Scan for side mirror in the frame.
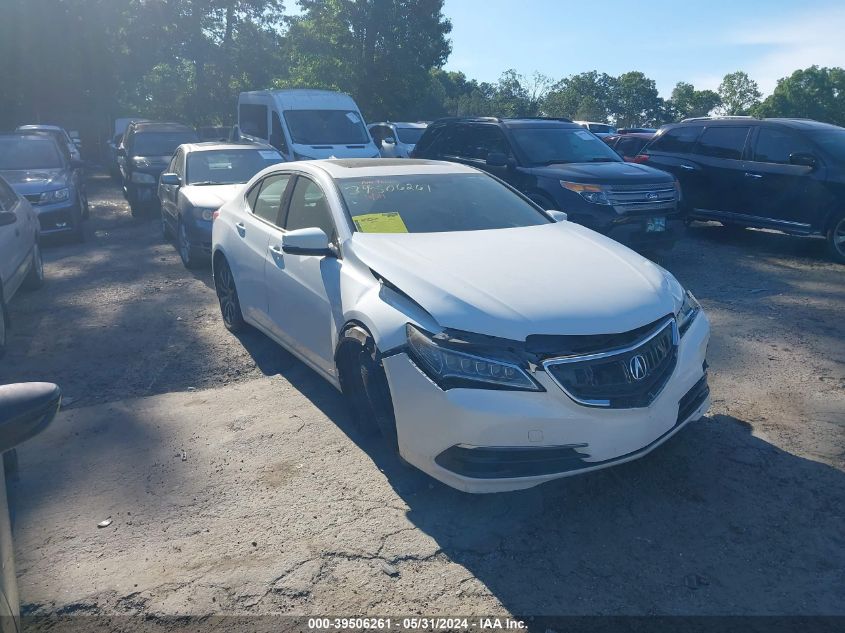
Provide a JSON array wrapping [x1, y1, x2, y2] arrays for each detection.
[[547, 209, 567, 222], [160, 173, 181, 186], [383, 137, 396, 145], [788, 152, 816, 168], [486, 152, 510, 167], [282, 227, 334, 257], [0, 383, 62, 454], [0, 212, 17, 227]]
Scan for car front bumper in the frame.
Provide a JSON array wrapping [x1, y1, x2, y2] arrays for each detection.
[[382, 312, 710, 493], [34, 199, 81, 235]]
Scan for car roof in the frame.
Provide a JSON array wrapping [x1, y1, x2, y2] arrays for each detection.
[[432, 117, 578, 130], [671, 117, 840, 131], [181, 141, 276, 152], [132, 122, 195, 133], [315, 158, 479, 178], [0, 132, 61, 143], [17, 124, 65, 132]]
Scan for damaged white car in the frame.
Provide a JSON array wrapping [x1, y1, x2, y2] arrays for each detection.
[[211, 159, 710, 493]]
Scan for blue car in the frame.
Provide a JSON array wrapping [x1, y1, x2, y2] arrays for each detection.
[[158, 142, 284, 268], [0, 133, 88, 242]]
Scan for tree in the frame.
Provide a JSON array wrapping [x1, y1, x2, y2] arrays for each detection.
[[754, 66, 845, 126], [285, 0, 452, 120], [717, 71, 761, 115], [611, 71, 665, 127], [669, 82, 721, 120], [543, 71, 617, 122]]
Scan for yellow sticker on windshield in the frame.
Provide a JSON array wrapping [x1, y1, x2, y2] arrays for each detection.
[[353, 212, 409, 234]]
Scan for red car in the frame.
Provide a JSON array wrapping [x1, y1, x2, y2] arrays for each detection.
[[604, 132, 655, 161]]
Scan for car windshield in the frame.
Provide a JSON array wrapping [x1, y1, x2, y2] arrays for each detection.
[[284, 110, 370, 145], [0, 137, 64, 170], [186, 149, 284, 185], [395, 128, 426, 144], [132, 132, 197, 156], [512, 128, 623, 165], [810, 129, 845, 163], [338, 173, 551, 234]]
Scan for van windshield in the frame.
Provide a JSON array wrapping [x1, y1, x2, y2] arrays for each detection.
[[284, 110, 370, 145]]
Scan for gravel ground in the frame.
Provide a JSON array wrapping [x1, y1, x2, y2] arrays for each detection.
[[2, 173, 843, 620]]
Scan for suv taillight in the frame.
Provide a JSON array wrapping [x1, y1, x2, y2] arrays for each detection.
[[631, 154, 649, 164]]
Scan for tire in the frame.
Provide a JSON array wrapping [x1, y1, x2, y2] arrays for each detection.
[[177, 218, 197, 269], [161, 212, 172, 240], [213, 256, 246, 332], [826, 212, 845, 264], [71, 205, 85, 243], [129, 202, 142, 218], [0, 291, 7, 359], [337, 328, 399, 450], [22, 242, 45, 290], [82, 191, 90, 220]]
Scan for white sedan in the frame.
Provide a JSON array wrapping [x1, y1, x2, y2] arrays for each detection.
[[211, 159, 710, 493]]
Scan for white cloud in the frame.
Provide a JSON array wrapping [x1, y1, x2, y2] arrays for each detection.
[[727, 7, 845, 95]]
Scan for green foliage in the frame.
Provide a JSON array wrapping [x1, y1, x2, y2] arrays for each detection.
[[717, 71, 762, 115], [670, 82, 721, 119], [754, 66, 845, 126]]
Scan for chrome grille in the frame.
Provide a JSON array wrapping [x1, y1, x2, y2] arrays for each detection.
[[606, 183, 676, 213], [543, 318, 678, 409]]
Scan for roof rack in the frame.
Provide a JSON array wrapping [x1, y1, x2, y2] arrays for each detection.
[[681, 115, 757, 122]]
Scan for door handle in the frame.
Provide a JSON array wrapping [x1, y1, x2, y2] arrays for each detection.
[[744, 172, 763, 179], [679, 164, 694, 171], [269, 244, 284, 267], [235, 222, 246, 237], [270, 245, 283, 255]]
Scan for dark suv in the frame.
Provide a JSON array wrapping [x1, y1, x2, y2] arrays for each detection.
[[412, 117, 681, 250], [637, 117, 845, 263], [119, 121, 198, 216]]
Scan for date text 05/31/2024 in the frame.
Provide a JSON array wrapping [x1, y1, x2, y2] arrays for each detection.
[[307, 617, 527, 630]]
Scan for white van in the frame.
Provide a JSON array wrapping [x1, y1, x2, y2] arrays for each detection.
[[237, 89, 379, 161]]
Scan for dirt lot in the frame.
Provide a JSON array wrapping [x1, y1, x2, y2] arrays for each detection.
[[2, 173, 843, 619]]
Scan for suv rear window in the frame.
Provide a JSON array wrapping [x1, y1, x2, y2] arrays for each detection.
[[647, 126, 703, 154], [694, 126, 750, 160]]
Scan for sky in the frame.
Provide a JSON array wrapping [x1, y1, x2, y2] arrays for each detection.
[[441, 0, 845, 97]]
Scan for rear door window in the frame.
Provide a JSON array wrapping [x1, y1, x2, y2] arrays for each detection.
[[647, 126, 703, 154], [752, 127, 815, 164], [439, 125, 472, 158], [465, 125, 511, 161], [694, 126, 751, 160]]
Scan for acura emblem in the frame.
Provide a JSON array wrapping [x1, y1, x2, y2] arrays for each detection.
[[646, 191, 659, 200], [629, 354, 648, 380]]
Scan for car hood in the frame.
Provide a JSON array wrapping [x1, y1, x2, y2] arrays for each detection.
[[0, 168, 69, 194], [526, 161, 673, 185], [181, 184, 243, 209], [349, 221, 681, 340]]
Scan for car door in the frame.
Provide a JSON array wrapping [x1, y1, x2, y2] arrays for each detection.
[[159, 151, 181, 226], [0, 183, 28, 301], [688, 125, 752, 216], [265, 175, 340, 378], [228, 173, 293, 330], [742, 126, 829, 229], [643, 125, 705, 209]]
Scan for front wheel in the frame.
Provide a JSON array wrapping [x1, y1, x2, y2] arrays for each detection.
[[213, 256, 246, 332], [22, 242, 45, 290], [177, 218, 198, 269], [826, 212, 845, 264], [337, 329, 399, 451]]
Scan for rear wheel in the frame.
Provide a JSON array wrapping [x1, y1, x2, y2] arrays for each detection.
[[213, 256, 245, 332], [337, 328, 399, 450], [22, 242, 44, 290], [826, 212, 845, 264]]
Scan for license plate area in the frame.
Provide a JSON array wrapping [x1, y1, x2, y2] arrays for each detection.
[[646, 216, 667, 232]]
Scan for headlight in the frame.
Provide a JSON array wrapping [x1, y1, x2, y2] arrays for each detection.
[[131, 172, 156, 184], [560, 181, 610, 205], [40, 188, 70, 203], [676, 290, 701, 336], [406, 324, 541, 391], [194, 207, 216, 221]]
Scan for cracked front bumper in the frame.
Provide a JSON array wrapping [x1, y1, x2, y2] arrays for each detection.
[[381, 313, 710, 493]]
